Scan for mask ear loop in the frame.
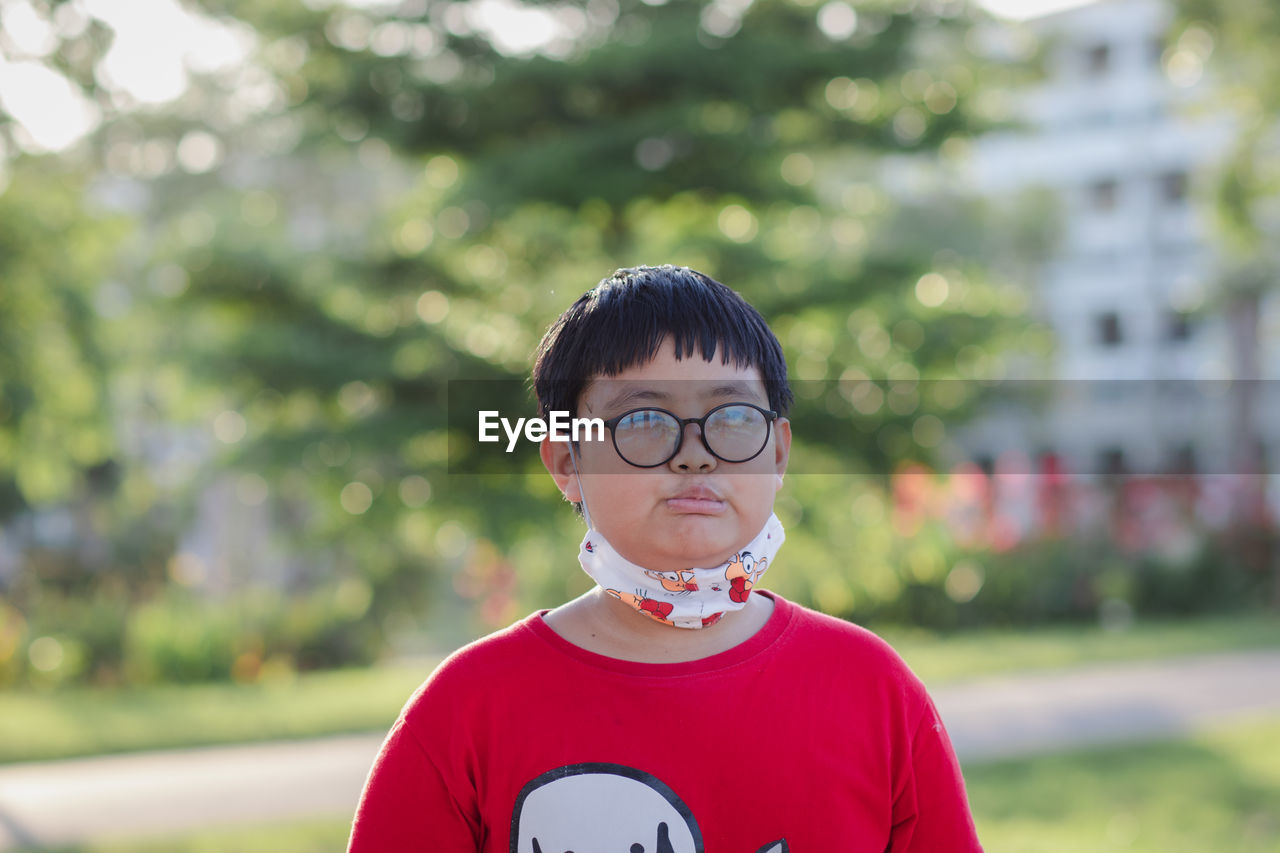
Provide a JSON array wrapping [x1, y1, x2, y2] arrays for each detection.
[[567, 439, 594, 530]]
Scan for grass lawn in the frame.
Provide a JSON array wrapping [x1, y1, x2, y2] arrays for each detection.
[[882, 609, 1280, 685], [21, 716, 1280, 852], [18, 818, 354, 853], [968, 715, 1280, 851], [3, 611, 1277, 764], [0, 662, 432, 764]]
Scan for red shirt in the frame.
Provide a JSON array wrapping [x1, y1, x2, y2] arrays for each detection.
[[349, 591, 983, 852]]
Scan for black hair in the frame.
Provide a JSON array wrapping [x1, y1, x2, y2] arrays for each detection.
[[532, 265, 793, 418]]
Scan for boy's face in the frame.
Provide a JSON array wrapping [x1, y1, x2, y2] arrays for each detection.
[[541, 337, 791, 572]]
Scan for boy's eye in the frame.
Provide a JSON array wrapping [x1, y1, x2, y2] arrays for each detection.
[[608, 403, 774, 467], [618, 410, 678, 434], [611, 410, 682, 466]]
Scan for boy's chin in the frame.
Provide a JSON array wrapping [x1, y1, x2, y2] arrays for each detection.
[[648, 527, 747, 568]]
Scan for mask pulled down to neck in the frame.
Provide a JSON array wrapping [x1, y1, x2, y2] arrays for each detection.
[[567, 440, 785, 629], [576, 513, 785, 629]]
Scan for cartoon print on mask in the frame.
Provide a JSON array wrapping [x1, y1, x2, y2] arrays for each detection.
[[725, 552, 768, 604], [607, 589, 676, 625], [510, 763, 788, 853], [643, 569, 700, 594], [577, 514, 783, 630]]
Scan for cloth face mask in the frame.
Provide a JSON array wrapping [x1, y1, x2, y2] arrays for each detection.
[[576, 513, 785, 629]]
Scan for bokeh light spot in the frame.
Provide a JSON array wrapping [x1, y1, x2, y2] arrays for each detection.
[[718, 204, 758, 242], [945, 560, 984, 603], [28, 636, 64, 673], [399, 475, 432, 507], [416, 290, 450, 324], [916, 272, 950, 307], [817, 1, 857, 40], [213, 410, 247, 444], [780, 153, 814, 186], [340, 481, 374, 515]]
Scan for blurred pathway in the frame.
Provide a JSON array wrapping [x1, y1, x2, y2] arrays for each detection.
[[0, 733, 378, 851], [933, 648, 1280, 761], [2, 649, 1279, 850]]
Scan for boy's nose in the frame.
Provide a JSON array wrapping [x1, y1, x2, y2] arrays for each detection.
[[669, 421, 717, 472]]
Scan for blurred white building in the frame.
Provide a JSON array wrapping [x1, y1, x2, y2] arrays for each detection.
[[962, 0, 1280, 479]]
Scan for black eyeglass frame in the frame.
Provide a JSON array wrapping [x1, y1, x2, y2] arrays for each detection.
[[599, 402, 779, 468]]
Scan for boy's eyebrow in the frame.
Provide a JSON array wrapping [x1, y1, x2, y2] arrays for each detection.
[[704, 381, 763, 401], [598, 381, 764, 413], [599, 387, 670, 412]]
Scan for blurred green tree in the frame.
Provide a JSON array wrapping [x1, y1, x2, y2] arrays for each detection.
[[0, 158, 128, 518], [136, 0, 1042, 634], [0, 0, 1054, 673]]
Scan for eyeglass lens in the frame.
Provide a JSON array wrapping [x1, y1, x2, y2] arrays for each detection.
[[612, 405, 769, 466]]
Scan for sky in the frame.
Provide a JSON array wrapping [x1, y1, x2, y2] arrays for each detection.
[[0, 0, 1103, 154], [0, 0, 252, 150], [978, 0, 1101, 20]]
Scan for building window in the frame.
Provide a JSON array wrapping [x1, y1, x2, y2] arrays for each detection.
[[1167, 444, 1197, 475], [1166, 310, 1192, 342], [1088, 179, 1119, 212], [1096, 311, 1123, 346], [1099, 447, 1127, 477], [1160, 171, 1189, 204], [1086, 44, 1111, 75]]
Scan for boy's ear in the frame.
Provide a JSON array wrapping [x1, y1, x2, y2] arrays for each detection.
[[540, 437, 583, 503], [773, 417, 792, 490]]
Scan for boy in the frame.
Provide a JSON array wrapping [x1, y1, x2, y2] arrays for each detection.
[[348, 266, 983, 851]]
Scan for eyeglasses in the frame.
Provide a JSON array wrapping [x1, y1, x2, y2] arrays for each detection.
[[600, 402, 778, 468]]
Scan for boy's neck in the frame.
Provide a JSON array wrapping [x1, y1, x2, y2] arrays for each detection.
[[542, 587, 775, 664]]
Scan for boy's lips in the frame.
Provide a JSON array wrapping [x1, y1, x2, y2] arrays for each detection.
[[665, 487, 726, 515]]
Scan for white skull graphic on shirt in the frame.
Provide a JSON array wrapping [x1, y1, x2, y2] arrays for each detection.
[[510, 763, 787, 853]]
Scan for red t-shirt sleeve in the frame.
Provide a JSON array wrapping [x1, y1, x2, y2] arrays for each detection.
[[347, 715, 481, 852], [889, 697, 984, 852]]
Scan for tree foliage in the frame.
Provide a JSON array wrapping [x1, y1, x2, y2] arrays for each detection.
[[1174, 0, 1280, 253], [0, 158, 129, 516], [136, 0, 1037, 629], [0, 0, 1055, 668]]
